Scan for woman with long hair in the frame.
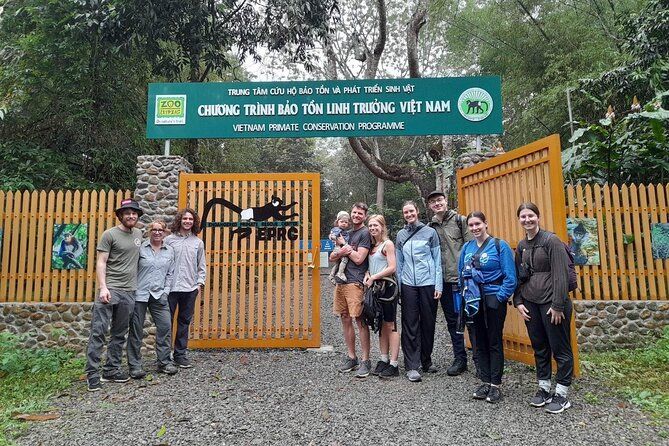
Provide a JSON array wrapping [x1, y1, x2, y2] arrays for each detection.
[[458, 211, 517, 403], [364, 214, 400, 379], [395, 201, 442, 382], [164, 208, 206, 369], [515, 202, 574, 414]]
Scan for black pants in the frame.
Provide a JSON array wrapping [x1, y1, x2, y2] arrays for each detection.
[[401, 284, 438, 371], [168, 289, 198, 359], [440, 282, 478, 364], [524, 299, 574, 386], [472, 295, 507, 385]]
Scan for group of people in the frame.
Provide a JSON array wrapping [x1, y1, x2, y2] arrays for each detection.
[[330, 193, 574, 414], [84, 199, 206, 392]]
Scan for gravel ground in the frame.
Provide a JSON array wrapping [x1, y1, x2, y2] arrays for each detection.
[[17, 276, 668, 446]]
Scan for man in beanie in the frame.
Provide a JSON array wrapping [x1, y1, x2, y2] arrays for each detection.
[[85, 198, 144, 391], [427, 191, 478, 376]]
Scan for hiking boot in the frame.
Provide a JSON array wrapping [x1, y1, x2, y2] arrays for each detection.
[[379, 364, 399, 379], [446, 358, 467, 376], [174, 356, 193, 369], [157, 363, 178, 375], [336, 272, 347, 282], [545, 394, 571, 414], [406, 370, 422, 382], [421, 363, 438, 374], [473, 383, 491, 400], [100, 371, 130, 383], [130, 368, 147, 379], [530, 388, 553, 407], [338, 356, 359, 373], [371, 360, 389, 376], [486, 386, 502, 403], [87, 376, 102, 392], [356, 360, 372, 378]]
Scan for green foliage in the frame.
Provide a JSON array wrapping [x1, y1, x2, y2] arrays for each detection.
[[563, 0, 669, 185], [0, 0, 338, 187], [435, 0, 645, 150], [0, 0, 156, 190], [0, 332, 85, 443], [582, 327, 669, 420], [563, 93, 669, 184], [580, 0, 669, 108]]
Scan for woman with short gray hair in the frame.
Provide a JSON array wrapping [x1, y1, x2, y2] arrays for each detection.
[[127, 219, 178, 377]]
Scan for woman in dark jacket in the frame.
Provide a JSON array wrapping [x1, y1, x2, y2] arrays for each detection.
[[515, 202, 574, 414]]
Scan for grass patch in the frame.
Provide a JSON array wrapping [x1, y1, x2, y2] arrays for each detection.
[[581, 327, 669, 420], [0, 332, 84, 446]]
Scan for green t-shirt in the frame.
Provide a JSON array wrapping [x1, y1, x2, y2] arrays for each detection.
[[96, 226, 142, 290]]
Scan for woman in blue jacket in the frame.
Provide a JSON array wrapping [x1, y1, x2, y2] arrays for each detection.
[[458, 211, 517, 403], [396, 201, 442, 383]]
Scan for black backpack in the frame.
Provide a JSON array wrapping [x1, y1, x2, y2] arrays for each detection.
[[563, 243, 579, 292], [526, 231, 578, 292], [361, 277, 398, 333]]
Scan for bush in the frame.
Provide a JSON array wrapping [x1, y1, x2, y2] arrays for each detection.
[[0, 332, 84, 444], [582, 327, 669, 420]]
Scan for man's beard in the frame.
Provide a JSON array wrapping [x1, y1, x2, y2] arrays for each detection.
[[121, 218, 136, 229]]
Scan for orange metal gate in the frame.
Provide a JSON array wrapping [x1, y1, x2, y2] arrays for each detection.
[[178, 173, 321, 348], [457, 134, 580, 375]]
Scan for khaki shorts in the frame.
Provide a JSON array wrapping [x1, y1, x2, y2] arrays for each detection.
[[333, 283, 364, 318]]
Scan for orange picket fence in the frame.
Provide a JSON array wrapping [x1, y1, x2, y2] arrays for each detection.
[[566, 183, 669, 301], [0, 189, 132, 302]]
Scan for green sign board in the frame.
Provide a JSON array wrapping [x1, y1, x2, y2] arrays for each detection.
[[146, 77, 502, 139]]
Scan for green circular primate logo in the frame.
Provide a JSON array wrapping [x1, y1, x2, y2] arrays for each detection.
[[458, 88, 493, 122]]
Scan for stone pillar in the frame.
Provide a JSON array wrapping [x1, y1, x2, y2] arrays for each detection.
[[457, 150, 500, 169], [135, 156, 192, 225]]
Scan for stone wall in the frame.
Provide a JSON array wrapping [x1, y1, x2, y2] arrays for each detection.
[[457, 150, 501, 169], [4, 299, 667, 354], [574, 300, 669, 352], [0, 303, 159, 354], [134, 155, 192, 225]]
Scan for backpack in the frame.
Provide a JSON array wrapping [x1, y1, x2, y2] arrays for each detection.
[[361, 277, 398, 333], [527, 232, 578, 292], [563, 244, 578, 292], [362, 286, 383, 333]]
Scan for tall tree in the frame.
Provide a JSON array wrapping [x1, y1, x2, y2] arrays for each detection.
[[0, 0, 154, 189], [121, 0, 338, 170]]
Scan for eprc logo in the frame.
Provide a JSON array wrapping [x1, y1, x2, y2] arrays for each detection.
[[155, 95, 187, 125], [458, 88, 493, 122]]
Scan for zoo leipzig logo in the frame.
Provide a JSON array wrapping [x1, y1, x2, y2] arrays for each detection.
[[155, 95, 187, 125], [457, 88, 493, 122], [199, 195, 300, 246]]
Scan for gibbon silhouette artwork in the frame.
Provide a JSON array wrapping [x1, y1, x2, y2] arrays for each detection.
[[200, 195, 299, 243], [466, 100, 489, 115]]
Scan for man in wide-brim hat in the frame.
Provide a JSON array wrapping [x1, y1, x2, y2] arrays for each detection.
[[85, 198, 144, 391]]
